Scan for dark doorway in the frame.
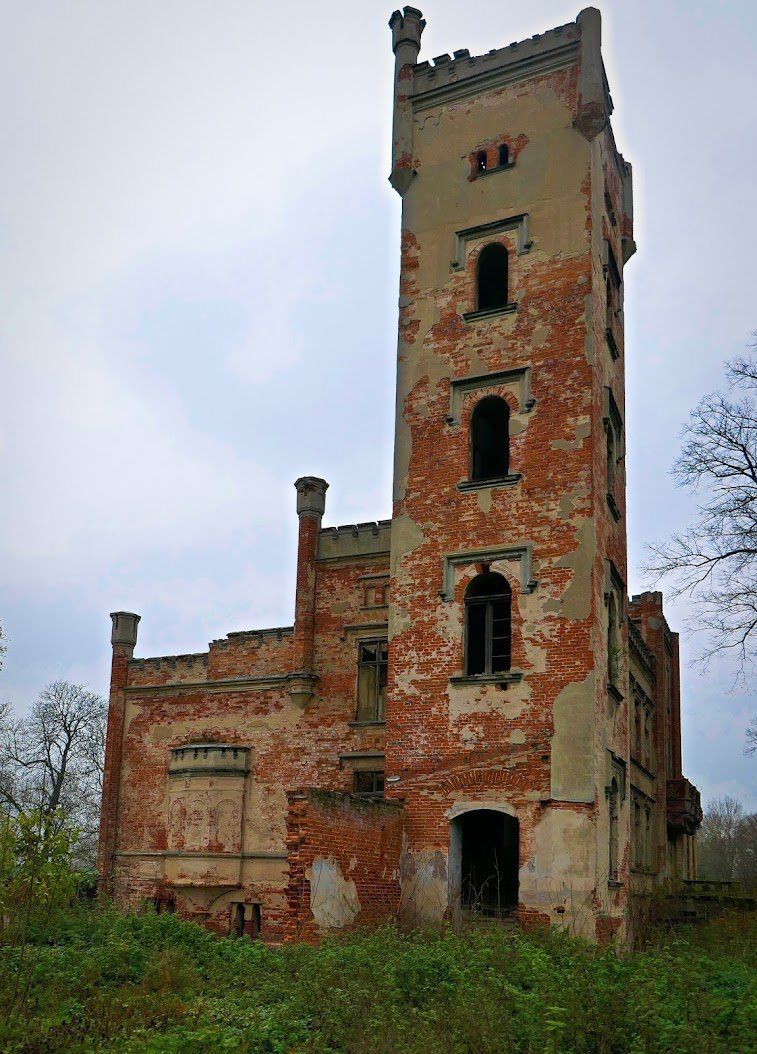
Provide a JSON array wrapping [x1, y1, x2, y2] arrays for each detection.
[[460, 810, 519, 916]]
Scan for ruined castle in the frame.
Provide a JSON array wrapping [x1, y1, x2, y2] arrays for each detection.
[[98, 7, 702, 942]]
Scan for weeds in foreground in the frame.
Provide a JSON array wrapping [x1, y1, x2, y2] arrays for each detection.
[[0, 906, 755, 1053]]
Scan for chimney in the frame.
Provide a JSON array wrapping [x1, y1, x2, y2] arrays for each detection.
[[289, 477, 328, 707], [98, 610, 141, 893]]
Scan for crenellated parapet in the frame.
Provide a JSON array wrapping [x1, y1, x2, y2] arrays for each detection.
[[317, 520, 392, 562]]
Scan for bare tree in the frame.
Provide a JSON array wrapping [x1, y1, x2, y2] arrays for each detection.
[[747, 716, 757, 757], [0, 682, 107, 868], [646, 345, 757, 670], [697, 796, 757, 891]]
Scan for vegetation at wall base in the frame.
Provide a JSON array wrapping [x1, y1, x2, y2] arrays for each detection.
[[0, 905, 754, 1054]]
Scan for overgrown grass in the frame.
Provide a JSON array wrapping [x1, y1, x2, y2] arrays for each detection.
[[1, 906, 755, 1053]]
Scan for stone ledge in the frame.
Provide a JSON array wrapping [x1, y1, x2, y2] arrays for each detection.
[[449, 671, 524, 687], [462, 303, 517, 323], [473, 160, 516, 179], [457, 473, 522, 492]]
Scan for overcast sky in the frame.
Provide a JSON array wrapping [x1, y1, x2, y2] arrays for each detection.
[[1, 0, 755, 808]]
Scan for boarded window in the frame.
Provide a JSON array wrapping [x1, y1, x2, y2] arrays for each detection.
[[353, 770, 385, 798], [356, 640, 388, 721], [465, 572, 512, 676], [471, 395, 510, 481], [476, 243, 509, 311]]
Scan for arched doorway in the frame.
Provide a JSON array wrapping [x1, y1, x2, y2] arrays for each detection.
[[451, 809, 519, 918]]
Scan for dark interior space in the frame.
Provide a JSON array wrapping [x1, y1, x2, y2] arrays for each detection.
[[461, 809, 519, 916]]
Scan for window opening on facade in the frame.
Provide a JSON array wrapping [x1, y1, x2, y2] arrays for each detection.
[[229, 902, 261, 939], [476, 243, 509, 311], [356, 640, 388, 721], [353, 770, 385, 798], [470, 395, 510, 481], [608, 777, 620, 881], [459, 810, 519, 917], [498, 143, 509, 166], [230, 902, 245, 938], [607, 591, 620, 687], [476, 150, 487, 172], [465, 571, 512, 676], [606, 424, 616, 492]]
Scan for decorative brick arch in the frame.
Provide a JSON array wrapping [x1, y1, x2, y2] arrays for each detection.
[[440, 767, 532, 794]]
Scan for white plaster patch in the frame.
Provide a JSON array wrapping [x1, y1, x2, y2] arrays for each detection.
[[306, 856, 360, 929]]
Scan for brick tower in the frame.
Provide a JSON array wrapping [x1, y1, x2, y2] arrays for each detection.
[[386, 6, 635, 938], [97, 8, 700, 945]]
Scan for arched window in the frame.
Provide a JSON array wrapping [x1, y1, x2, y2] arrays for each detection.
[[470, 396, 510, 481], [498, 143, 509, 166], [465, 571, 512, 676], [476, 243, 509, 311], [476, 150, 487, 173]]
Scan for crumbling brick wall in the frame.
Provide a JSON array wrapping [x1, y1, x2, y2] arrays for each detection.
[[285, 789, 403, 941]]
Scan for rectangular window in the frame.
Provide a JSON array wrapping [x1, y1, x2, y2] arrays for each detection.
[[356, 640, 388, 721], [353, 770, 385, 798]]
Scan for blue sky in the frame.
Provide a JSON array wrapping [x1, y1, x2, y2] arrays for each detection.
[[1, 0, 755, 808]]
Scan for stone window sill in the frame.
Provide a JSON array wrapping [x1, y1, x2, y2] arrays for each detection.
[[473, 161, 516, 179], [458, 473, 522, 492], [606, 492, 621, 521], [607, 879, 624, 889], [450, 671, 524, 687], [462, 303, 517, 323], [348, 719, 386, 728], [608, 682, 624, 704]]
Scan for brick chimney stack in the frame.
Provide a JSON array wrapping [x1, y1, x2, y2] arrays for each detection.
[[98, 611, 141, 892], [290, 477, 328, 707]]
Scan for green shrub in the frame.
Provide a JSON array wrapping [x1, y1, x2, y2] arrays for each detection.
[[0, 904, 754, 1053]]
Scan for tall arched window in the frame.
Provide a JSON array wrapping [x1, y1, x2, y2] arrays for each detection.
[[471, 396, 510, 481], [465, 571, 512, 676], [476, 243, 509, 311]]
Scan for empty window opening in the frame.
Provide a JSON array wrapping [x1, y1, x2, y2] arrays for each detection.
[[153, 897, 175, 915], [231, 902, 245, 938], [353, 770, 385, 798], [608, 777, 619, 881], [644, 806, 653, 870], [471, 395, 510, 481], [606, 424, 616, 491], [605, 189, 617, 227], [498, 144, 510, 166], [356, 640, 388, 721], [476, 150, 487, 173], [476, 243, 509, 312], [607, 592, 620, 686], [633, 798, 642, 869], [465, 571, 512, 676], [459, 810, 519, 917], [229, 902, 262, 939]]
